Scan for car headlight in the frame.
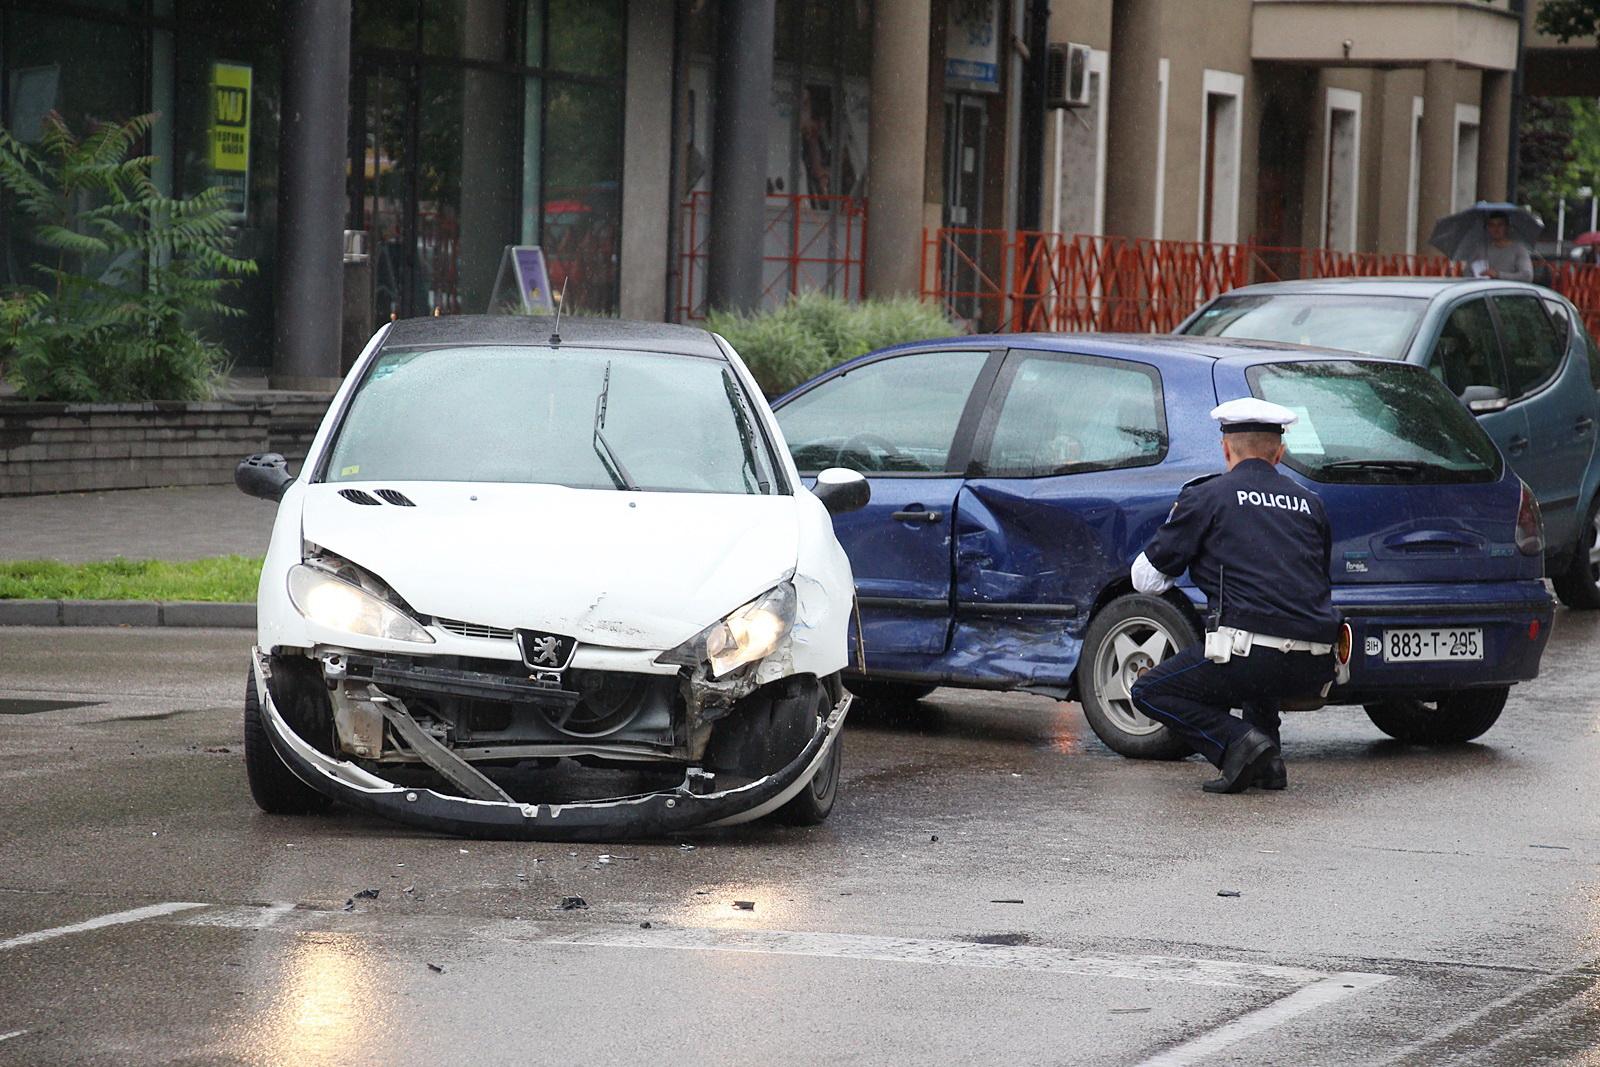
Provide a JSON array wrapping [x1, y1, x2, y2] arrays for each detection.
[[286, 564, 434, 644], [658, 583, 796, 677]]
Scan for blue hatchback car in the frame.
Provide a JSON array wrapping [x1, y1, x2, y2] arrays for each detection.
[[1178, 279, 1600, 609], [772, 335, 1554, 757]]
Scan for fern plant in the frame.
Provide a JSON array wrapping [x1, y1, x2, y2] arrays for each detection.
[[0, 112, 256, 401]]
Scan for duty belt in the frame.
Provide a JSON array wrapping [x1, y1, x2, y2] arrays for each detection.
[[1214, 625, 1332, 657]]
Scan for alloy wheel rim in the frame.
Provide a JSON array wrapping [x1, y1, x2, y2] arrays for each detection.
[[1094, 615, 1176, 737], [1588, 513, 1600, 580]]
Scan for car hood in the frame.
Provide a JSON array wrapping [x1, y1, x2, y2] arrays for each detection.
[[299, 482, 801, 649]]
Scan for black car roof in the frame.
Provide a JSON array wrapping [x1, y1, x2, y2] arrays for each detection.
[[381, 314, 727, 359]]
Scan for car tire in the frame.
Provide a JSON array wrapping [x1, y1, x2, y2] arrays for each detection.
[[244, 667, 331, 816], [1079, 594, 1198, 760], [843, 679, 937, 706], [1552, 498, 1600, 610], [1363, 687, 1508, 744], [773, 727, 841, 826]]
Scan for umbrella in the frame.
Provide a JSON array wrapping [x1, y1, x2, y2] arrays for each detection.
[[1428, 201, 1543, 261], [1575, 231, 1600, 248]]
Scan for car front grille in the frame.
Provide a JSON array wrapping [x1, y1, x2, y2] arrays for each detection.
[[436, 617, 515, 641]]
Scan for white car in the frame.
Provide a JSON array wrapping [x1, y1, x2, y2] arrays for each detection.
[[235, 316, 869, 839]]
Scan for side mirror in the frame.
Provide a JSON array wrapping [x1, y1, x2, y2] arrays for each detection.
[[1460, 385, 1509, 414], [236, 452, 294, 502], [812, 467, 870, 515]]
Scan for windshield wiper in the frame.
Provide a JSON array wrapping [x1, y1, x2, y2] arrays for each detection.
[[1322, 459, 1456, 477], [722, 368, 772, 494], [591, 361, 637, 491]]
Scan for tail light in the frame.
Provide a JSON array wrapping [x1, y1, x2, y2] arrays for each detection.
[[1515, 481, 1544, 557], [1336, 622, 1353, 665]]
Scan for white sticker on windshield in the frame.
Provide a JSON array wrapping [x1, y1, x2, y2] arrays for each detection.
[[1283, 405, 1325, 455]]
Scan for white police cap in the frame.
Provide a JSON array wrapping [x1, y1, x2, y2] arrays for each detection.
[[1209, 397, 1298, 435]]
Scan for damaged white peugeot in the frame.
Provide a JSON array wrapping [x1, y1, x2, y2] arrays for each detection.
[[234, 316, 869, 840]]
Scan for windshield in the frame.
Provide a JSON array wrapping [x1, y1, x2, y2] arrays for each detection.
[[322, 345, 783, 494], [1184, 294, 1426, 359], [1247, 360, 1502, 484]]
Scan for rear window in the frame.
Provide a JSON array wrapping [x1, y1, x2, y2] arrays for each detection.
[[1247, 360, 1502, 484], [1183, 294, 1426, 359]]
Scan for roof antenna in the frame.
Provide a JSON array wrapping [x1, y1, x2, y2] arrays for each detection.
[[549, 276, 569, 346]]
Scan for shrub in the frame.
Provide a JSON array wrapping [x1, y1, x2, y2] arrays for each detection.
[[0, 112, 256, 402], [707, 292, 959, 397]]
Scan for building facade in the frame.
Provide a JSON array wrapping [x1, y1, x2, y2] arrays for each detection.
[[0, 0, 1589, 383]]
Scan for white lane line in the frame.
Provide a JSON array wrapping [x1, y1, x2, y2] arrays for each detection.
[[0, 902, 206, 952], [1137, 971, 1393, 1066], [185, 905, 1328, 993], [0, 1030, 26, 1043]]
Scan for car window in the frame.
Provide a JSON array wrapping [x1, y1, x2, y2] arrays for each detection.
[[1542, 297, 1572, 348], [1426, 299, 1507, 398], [979, 353, 1165, 477], [322, 345, 782, 494], [1250, 360, 1501, 484], [1493, 295, 1565, 398], [776, 350, 990, 473], [1181, 294, 1425, 358]]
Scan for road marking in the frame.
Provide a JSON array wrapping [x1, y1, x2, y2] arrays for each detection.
[[187, 904, 1338, 993], [1137, 971, 1392, 1066], [0, 902, 205, 952], [1381, 966, 1600, 1065], [0, 1031, 25, 1044]]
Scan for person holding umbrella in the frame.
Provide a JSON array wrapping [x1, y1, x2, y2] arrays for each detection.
[[1478, 212, 1533, 281], [1429, 201, 1540, 282]]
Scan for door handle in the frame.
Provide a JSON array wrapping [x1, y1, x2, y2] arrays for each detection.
[[891, 508, 943, 524], [1507, 435, 1529, 455], [1576, 416, 1594, 436]]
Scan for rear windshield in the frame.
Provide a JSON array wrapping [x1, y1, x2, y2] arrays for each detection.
[[1184, 294, 1425, 359], [1247, 360, 1502, 484]]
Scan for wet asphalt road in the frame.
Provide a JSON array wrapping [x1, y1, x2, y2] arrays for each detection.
[[2, 617, 1598, 1066]]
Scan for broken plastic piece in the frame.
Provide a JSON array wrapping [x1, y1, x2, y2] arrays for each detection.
[[1217, 889, 1242, 897], [732, 900, 755, 911], [559, 896, 588, 910], [354, 888, 380, 900], [427, 963, 444, 973]]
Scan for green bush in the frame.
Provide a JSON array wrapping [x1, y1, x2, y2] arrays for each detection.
[[707, 293, 959, 397], [0, 112, 256, 402]]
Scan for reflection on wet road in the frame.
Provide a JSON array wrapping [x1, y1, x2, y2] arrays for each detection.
[[2, 613, 1599, 1064]]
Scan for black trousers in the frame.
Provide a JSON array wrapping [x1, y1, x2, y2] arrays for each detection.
[[1129, 642, 1335, 768]]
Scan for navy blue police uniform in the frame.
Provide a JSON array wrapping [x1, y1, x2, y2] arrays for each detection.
[[1129, 454, 1339, 792]]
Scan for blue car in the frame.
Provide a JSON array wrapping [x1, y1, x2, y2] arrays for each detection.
[[772, 335, 1554, 756], [1178, 279, 1600, 609]]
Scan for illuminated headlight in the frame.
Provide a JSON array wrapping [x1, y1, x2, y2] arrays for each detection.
[[286, 564, 434, 644], [659, 583, 796, 677]]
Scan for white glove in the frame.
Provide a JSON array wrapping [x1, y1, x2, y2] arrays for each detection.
[[1131, 551, 1178, 595]]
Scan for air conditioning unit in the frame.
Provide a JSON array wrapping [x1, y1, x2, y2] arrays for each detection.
[[1046, 42, 1092, 109]]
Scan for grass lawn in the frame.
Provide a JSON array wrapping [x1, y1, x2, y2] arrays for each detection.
[[0, 555, 263, 602]]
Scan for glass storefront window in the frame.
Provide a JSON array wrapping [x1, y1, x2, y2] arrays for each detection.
[[546, 0, 623, 76], [543, 80, 622, 313]]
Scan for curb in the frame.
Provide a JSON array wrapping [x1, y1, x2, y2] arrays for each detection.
[[0, 600, 255, 628]]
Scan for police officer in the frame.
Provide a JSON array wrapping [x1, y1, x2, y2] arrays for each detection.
[[1128, 398, 1338, 794]]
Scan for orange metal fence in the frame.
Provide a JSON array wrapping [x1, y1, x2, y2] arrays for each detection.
[[676, 191, 867, 320], [920, 228, 1600, 339]]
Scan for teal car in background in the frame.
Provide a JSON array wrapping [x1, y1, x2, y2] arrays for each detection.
[[1179, 278, 1600, 609]]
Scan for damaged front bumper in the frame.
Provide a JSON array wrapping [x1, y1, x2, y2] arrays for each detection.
[[251, 650, 849, 841]]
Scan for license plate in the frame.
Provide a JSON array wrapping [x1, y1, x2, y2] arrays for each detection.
[[1381, 628, 1483, 662]]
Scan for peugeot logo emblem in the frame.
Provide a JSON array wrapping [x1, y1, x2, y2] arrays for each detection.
[[527, 635, 562, 667]]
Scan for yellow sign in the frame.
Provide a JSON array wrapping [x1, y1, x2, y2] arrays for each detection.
[[210, 62, 252, 217]]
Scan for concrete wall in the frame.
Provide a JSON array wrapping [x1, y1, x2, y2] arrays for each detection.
[[0, 399, 328, 497]]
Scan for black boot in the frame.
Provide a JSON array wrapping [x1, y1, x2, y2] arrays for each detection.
[[1258, 757, 1287, 791], [1202, 729, 1278, 794]]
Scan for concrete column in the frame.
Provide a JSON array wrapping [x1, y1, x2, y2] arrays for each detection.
[[1477, 69, 1512, 203], [1417, 59, 1457, 250], [865, 0, 932, 297], [705, 0, 775, 314], [619, 0, 674, 321], [273, 0, 351, 391], [1103, 0, 1161, 237], [459, 0, 519, 313]]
